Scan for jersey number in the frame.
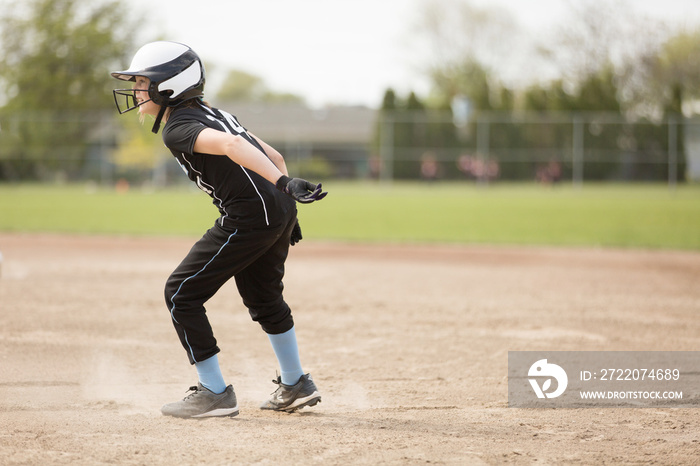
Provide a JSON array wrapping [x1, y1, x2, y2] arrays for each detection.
[[207, 110, 247, 135]]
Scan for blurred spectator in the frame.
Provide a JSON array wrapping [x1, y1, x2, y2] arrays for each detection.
[[457, 154, 476, 180], [536, 160, 562, 185], [420, 151, 440, 181], [457, 153, 499, 182], [369, 155, 381, 179]]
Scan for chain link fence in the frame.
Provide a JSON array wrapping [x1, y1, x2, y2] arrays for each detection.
[[375, 111, 695, 188], [0, 109, 697, 186]]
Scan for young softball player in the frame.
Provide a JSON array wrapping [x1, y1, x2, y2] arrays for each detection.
[[111, 41, 326, 418]]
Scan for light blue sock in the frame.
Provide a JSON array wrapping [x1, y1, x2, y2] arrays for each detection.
[[268, 326, 304, 386], [195, 354, 227, 394]]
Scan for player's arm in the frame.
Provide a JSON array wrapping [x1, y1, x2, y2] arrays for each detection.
[[194, 128, 283, 184], [193, 128, 326, 203], [249, 132, 288, 177]]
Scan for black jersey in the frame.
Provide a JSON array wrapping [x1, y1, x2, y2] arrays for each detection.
[[162, 102, 295, 230]]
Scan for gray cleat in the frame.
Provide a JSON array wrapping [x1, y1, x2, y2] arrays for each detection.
[[161, 383, 239, 418], [260, 373, 321, 412]]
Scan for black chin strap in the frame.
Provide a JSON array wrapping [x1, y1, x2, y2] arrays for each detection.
[[151, 104, 167, 134]]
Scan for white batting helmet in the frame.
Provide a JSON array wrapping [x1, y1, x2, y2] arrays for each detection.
[[111, 41, 205, 132]]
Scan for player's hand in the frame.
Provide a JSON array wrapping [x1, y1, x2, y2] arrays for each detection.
[[290, 219, 302, 246], [275, 175, 327, 204]]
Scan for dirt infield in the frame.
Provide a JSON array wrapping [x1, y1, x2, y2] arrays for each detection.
[[0, 232, 698, 465]]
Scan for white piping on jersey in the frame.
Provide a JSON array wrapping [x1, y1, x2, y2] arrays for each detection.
[[239, 166, 270, 226], [201, 103, 216, 116], [178, 152, 229, 226], [203, 107, 271, 227], [168, 229, 238, 363]]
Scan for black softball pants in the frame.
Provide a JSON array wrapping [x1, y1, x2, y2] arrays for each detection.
[[164, 215, 296, 364]]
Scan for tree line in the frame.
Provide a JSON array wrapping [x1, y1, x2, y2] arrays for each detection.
[[373, 0, 698, 181]]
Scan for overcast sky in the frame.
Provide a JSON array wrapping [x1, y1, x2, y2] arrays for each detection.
[[125, 0, 700, 108]]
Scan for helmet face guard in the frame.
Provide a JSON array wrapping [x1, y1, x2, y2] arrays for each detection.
[[112, 87, 151, 114]]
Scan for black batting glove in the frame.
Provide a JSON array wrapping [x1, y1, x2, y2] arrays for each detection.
[[276, 175, 328, 204], [290, 219, 303, 246]]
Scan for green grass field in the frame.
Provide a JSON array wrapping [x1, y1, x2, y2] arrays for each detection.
[[1, 182, 699, 250]]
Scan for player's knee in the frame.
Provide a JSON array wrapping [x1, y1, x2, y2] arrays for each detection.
[[164, 274, 180, 308], [248, 301, 294, 334]]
